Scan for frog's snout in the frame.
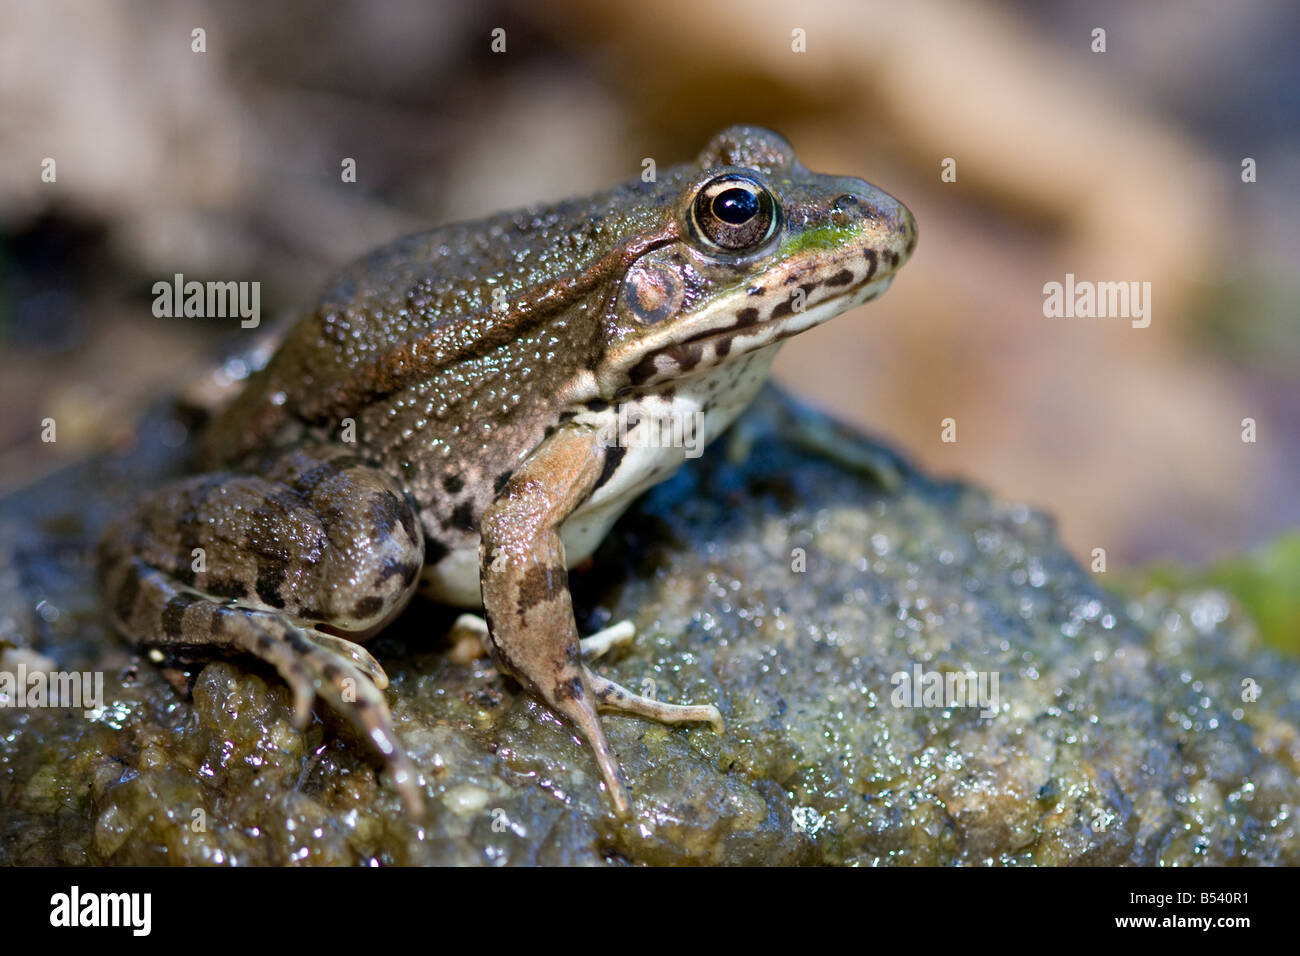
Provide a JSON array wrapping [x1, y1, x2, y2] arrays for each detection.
[[894, 201, 917, 264], [828, 181, 916, 274]]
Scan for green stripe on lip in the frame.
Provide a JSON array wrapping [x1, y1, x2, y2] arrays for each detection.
[[777, 222, 861, 255]]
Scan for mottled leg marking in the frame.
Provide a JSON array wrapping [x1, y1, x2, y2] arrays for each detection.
[[97, 445, 425, 815], [479, 425, 720, 816], [100, 557, 423, 814]]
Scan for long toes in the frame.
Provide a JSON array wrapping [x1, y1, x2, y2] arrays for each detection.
[[387, 750, 424, 816], [587, 670, 724, 732], [306, 650, 423, 815], [542, 683, 631, 817], [578, 620, 636, 660], [572, 706, 630, 817], [289, 675, 315, 729], [305, 630, 390, 689], [255, 632, 318, 729]]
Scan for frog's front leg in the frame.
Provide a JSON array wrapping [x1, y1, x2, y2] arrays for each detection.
[[479, 425, 723, 816], [97, 444, 425, 813]]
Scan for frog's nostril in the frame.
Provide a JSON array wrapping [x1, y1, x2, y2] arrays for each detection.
[[831, 194, 874, 228]]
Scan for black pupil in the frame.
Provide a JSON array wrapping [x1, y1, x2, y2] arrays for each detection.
[[713, 188, 760, 224]]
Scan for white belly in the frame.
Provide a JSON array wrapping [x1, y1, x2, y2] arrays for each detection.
[[422, 344, 782, 608]]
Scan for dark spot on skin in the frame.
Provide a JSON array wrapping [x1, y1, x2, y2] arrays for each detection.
[[746, 286, 764, 296], [449, 502, 476, 533], [291, 456, 369, 498], [905, 234, 916, 255], [783, 273, 801, 286], [206, 578, 248, 601], [863, 248, 878, 281], [353, 596, 384, 620], [493, 470, 513, 494], [593, 444, 627, 491], [771, 296, 797, 319], [161, 594, 194, 639], [397, 494, 420, 546], [557, 410, 577, 423], [210, 606, 229, 636], [284, 627, 315, 656], [887, 250, 900, 268], [516, 563, 565, 620], [627, 353, 659, 386], [376, 557, 418, 587], [737, 307, 760, 327], [671, 344, 702, 372], [322, 661, 343, 682], [267, 489, 305, 516], [543, 425, 557, 439], [369, 492, 400, 538], [554, 676, 584, 702], [586, 399, 609, 412], [424, 537, 449, 565], [825, 269, 854, 287], [258, 634, 273, 653], [255, 560, 287, 609], [715, 337, 732, 358], [113, 563, 142, 623], [442, 474, 464, 494], [173, 475, 226, 587]]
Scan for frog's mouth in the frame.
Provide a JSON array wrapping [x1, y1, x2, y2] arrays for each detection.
[[619, 270, 895, 391]]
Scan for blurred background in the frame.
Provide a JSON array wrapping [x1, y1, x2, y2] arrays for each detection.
[[1, 0, 1297, 578]]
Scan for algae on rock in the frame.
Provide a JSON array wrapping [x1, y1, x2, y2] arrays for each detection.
[[1, 387, 1296, 864]]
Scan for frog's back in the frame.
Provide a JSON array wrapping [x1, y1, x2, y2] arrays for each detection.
[[198, 174, 685, 470], [321, 181, 674, 329]]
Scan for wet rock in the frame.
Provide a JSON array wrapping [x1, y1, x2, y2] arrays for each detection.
[[1, 387, 1296, 864]]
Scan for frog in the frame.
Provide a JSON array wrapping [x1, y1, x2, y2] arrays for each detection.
[[97, 125, 916, 817]]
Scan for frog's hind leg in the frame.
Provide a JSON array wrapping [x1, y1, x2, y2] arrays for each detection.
[[102, 555, 423, 814], [97, 446, 426, 814]]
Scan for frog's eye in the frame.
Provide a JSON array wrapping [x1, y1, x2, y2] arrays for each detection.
[[690, 175, 780, 253]]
